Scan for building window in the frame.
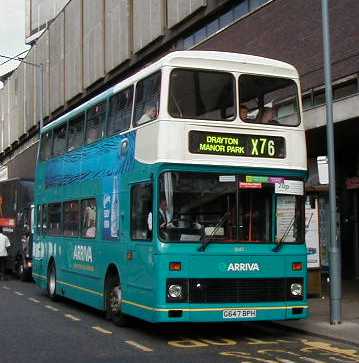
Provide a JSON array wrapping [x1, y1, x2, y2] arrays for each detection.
[[68, 114, 84, 151], [181, 0, 270, 49], [333, 80, 358, 100], [63, 201, 80, 237], [313, 90, 325, 106], [48, 203, 62, 236], [108, 86, 134, 136], [131, 183, 152, 241], [134, 72, 161, 127], [81, 199, 96, 238], [302, 94, 312, 110]]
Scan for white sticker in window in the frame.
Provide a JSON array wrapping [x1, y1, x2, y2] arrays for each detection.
[[275, 180, 304, 195], [219, 175, 235, 182]]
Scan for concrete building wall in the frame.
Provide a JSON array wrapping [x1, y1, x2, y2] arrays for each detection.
[[25, 47, 36, 130], [133, 0, 165, 53], [27, 0, 71, 38], [65, 0, 83, 100], [1, 88, 9, 151], [35, 31, 50, 120], [83, 0, 105, 88], [49, 11, 65, 112], [167, 0, 207, 28], [105, 0, 131, 73], [15, 64, 25, 139]]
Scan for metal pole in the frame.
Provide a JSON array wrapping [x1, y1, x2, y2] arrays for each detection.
[[321, 0, 342, 324], [39, 63, 44, 131]]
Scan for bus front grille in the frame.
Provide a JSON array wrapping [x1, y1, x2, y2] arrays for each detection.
[[167, 278, 304, 303]]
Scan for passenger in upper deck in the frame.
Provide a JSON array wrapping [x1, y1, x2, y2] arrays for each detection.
[[137, 102, 158, 126], [239, 104, 250, 122]]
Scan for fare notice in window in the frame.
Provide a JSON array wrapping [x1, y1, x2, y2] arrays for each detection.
[[189, 131, 286, 158]]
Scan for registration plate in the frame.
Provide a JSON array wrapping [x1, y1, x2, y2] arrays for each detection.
[[223, 309, 257, 319]]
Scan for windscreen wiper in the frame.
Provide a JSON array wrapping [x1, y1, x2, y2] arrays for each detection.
[[198, 211, 230, 252], [272, 215, 295, 252]]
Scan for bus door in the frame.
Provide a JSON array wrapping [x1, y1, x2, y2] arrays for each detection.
[[127, 181, 154, 304], [33, 204, 45, 280]]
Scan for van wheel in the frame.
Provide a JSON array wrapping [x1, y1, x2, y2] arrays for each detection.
[[47, 262, 58, 300], [105, 275, 128, 327]]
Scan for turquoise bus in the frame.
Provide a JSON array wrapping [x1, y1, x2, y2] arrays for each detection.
[[33, 51, 308, 325]]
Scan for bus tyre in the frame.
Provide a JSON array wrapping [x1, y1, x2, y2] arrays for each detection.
[[105, 275, 128, 327], [47, 262, 58, 301]]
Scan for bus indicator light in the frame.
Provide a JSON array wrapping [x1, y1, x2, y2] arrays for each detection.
[[169, 262, 181, 271], [292, 262, 303, 271]]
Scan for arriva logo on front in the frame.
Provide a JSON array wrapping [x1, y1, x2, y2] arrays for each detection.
[[227, 263, 260, 272]]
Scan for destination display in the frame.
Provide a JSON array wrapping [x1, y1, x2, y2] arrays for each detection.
[[189, 131, 285, 158]]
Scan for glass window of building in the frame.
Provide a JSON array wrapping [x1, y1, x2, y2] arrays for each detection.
[[68, 114, 84, 151], [239, 75, 300, 126], [302, 94, 312, 110], [131, 183, 153, 241], [333, 80, 358, 100], [39, 131, 53, 161], [134, 72, 161, 126], [81, 199, 96, 238], [169, 69, 235, 121], [86, 101, 107, 144], [234, 1, 249, 18], [108, 86, 134, 136], [48, 203, 62, 235], [313, 90, 325, 106], [52, 124, 67, 157], [63, 201, 80, 237], [219, 9, 234, 28]]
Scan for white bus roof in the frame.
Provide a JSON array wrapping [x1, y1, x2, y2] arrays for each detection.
[[155, 51, 299, 79], [42, 51, 299, 133]]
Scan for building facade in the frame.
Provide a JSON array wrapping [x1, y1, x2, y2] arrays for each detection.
[[0, 0, 358, 280]]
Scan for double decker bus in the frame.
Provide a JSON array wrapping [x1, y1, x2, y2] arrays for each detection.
[[33, 51, 308, 325]]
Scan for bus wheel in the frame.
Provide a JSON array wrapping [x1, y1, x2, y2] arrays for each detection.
[[105, 276, 128, 327], [47, 262, 58, 300]]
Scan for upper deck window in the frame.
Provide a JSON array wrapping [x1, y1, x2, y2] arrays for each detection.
[[68, 113, 84, 151], [134, 72, 161, 126], [239, 75, 300, 126], [168, 69, 235, 121], [86, 101, 106, 144], [39, 130, 53, 161], [52, 124, 67, 157], [108, 86, 133, 136]]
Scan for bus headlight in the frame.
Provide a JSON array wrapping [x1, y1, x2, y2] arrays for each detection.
[[166, 279, 188, 302], [290, 283, 303, 296], [168, 284, 182, 299]]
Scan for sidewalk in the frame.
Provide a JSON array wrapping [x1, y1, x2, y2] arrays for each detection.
[[276, 280, 359, 345]]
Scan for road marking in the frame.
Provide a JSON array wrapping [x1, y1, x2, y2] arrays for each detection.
[[92, 326, 112, 335], [64, 314, 81, 321], [14, 291, 24, 296], [125, 340, 153, 352], [45, 305, 59, 312], [28, 298, 40, 303], [2, 286, 10, 290]]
